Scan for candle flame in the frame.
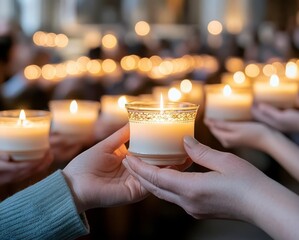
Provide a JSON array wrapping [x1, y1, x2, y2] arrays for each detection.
[[180, 79, 192, 93], [285, 62, 297, 79], [269, 74, 279, 87], [168, 87, 182, 102], [118, 96, 127, 109], [17, 109, 26, 126], [70, 100, 78, 114], [223, 84, 232, 96], [233, 71, 245, 84]]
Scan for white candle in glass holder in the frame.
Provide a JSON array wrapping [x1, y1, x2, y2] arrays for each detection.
[[221, 71, 252, 88], [171, 79, 204, 105], [205, 84, 253, 121], [126, 97, 198, 165], [0, 109, 51, 161], [253, 74, 299, 108], [100, 95, 136, 125], [49, 99, 100, 138]]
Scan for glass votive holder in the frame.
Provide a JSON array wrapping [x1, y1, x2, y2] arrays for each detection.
[[126, 102, 198, 165], [205, 84, 253, 121], [49, 99, 100, 139], [0, 110, 51, 161]]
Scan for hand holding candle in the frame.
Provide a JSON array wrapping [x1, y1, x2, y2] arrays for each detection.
[[205, 84, 253, 121], [126, 96, 198, 165], [49, 99, 100, 140]]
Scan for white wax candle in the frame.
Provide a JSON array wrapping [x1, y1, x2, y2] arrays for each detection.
[[0, 110, 51, 160], [253, 74, 299, 108], [127, 101, 198, 165], [221, 71, 252, 88], [100, 95, 135, 125], [171, 79, 204, 105], [49, 100, 100, 138], [205, 84, 253, 121]]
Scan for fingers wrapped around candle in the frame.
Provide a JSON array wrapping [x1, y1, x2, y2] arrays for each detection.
[[252, 103, 299, 132]]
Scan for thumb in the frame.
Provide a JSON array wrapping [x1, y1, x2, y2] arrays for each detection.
[[183, 136, 229, 172]]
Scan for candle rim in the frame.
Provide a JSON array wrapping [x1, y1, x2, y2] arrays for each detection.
[[126, 101, 198, 111], [0, 110, 51, 119]]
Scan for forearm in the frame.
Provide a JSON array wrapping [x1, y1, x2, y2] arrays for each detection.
[[262, 131, 299, 181], [0, 170, 89, 240], [245, 175, 299, 239]]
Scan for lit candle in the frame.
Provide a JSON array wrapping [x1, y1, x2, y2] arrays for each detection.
[[171, 79, 204, 104], [126, 97, 198, 165], [100, 95, 136, 125], [285, 61, 299, 81], [253, 74, 299, 108], [0, 109, 51, 160], [49, 100, 100, 138], [205, 84, 253, 121], [221, 71, 252, 88]]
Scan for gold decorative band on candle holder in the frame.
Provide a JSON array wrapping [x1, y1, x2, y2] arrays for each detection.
[[126, 102, 198, 166], [0, 110, 51, 161]]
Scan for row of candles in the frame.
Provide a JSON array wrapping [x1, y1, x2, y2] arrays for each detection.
[[1, 63, 299, 165], [23, 54, 219, 82]]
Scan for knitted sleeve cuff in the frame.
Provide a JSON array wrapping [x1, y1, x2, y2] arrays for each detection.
[[0, 170, 89, 240]]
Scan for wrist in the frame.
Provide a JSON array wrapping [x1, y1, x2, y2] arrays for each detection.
[[62, 169, 85, 214]]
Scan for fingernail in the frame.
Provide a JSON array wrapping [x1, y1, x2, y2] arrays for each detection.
[[184, 136, 199, 148]]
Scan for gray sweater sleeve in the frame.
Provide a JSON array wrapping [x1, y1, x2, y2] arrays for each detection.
[[0, 170, 89, 240]]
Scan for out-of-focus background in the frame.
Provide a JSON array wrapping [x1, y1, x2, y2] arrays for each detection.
[[1, 0, 298, 239]]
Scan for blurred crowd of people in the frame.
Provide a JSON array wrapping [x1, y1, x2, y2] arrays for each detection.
[[1, 18, 299, 240]]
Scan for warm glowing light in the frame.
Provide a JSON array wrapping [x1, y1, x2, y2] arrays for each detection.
[[285, 62, 298, 79], [223, 85, 232, 96], [135, 21, 151, 36], [33, 31, 46, 46], [138, 58, 152, 72], [263, 64, 276, 77], [168, 87, 182, 101], [245, 64, 260, 78], [269, 74, 279, 87], [70, 100, 78, 114], [207, 20, 223, 35], [42, 64, 56, 80], [233, 71, 246, 84], [66, 61, 79, 75], [55, 64, 67, 79], [84, 31, 101, 48], [149, 55, 162, 66], [118, 96, 127, 109], [17, 109, 26, 126], [102, 59, 117, 73], [102, 34, 117, 49], [55, 34, 69, 48], [180, 79, 192, 93], [158, 60, 173, 76], [24, 65, 41, 80], [46, 33, 56, 47], [87, 60, 102, 74], [225, 57, 244, 72], [121, 55, 139, 71]]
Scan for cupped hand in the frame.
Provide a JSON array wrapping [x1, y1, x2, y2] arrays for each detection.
[[63, 124, 148, 213], [252, 103, 299, 132], [204, 119, 272, 150], [123, 136, 266, 221], [0, 151, 53, 186]]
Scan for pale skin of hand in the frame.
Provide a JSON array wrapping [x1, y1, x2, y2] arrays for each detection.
[[205, 119, 299, 181], [50, 132, 96, 163], [252, 103, 299, 132], [0, 151, 53, 186], [62, 124, 147, 214], [63, 124, 191, 214], [123, 137, 299, 240]]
